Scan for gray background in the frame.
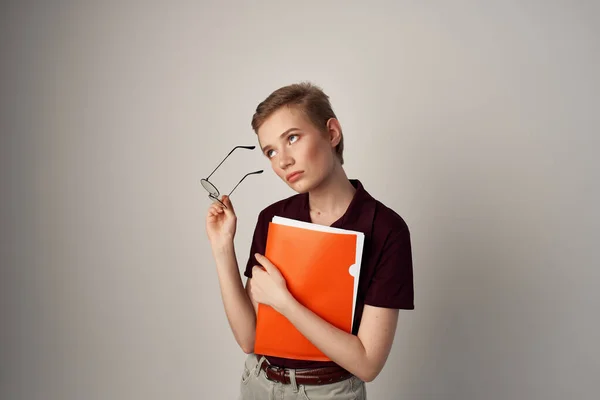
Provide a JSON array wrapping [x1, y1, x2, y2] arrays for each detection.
[[1, 1, 598, 399]]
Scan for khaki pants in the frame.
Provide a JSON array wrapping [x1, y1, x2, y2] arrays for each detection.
[[238, 354, 367, 400]]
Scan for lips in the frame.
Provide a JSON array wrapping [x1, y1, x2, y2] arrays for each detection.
[[286, 171, 303, 182]]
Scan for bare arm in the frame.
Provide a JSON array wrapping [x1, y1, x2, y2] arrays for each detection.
[[211, 242, 257, 353], [251, 254, 399, 382], [282, 300, 398, 382], [206, 196, 258, 353]]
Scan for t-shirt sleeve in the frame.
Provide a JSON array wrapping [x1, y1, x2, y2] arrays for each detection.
[[364, 227, 414, 309], [243, 210, 268, 279]]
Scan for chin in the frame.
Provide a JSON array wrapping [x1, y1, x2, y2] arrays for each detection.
[[286, 178, 312, 194], [288, 183, 309, 194], [293, 186, 311, 194]]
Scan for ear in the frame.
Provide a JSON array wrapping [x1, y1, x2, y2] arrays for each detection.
[[325, 118, 342, 148]]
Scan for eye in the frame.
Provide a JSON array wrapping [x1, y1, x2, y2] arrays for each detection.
[[266, 149, 276, 159], [288, 134, 299, 144]]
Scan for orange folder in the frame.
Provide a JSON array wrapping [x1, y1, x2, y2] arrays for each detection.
[[254, 216, 364, 361]]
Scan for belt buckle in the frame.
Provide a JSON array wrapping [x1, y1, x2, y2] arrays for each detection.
[[264, 364, 285, 383]]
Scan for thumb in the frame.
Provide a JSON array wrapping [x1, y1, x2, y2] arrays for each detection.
[[255, 253, 278, 276], [222, 195, 235, 214]]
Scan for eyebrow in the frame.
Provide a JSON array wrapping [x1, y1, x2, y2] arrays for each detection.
[[260, 128, 301, 153]]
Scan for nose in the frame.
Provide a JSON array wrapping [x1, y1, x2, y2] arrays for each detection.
[[278, 150, 294, 170]]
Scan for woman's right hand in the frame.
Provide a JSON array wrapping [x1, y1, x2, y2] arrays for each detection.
[[205, 195, 237, 248]]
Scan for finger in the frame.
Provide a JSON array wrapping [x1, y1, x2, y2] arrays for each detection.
[[252, 265, 265, 279], [222, 195, 235, 214], [208, 209, 222, 217], [210, 199, 224, 208], [210, 204, 224, 214], [207, 207, 218, 216], [255, 253, 276, 275]]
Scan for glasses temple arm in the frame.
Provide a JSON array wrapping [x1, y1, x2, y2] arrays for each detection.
[[206, 145, 256, 180], [227, 170, 264, 197]]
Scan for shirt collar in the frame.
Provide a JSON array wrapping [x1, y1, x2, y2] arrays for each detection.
[[301, 179, 377, 237]]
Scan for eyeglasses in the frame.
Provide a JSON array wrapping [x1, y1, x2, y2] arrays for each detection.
[[201, 145, 263, 208]]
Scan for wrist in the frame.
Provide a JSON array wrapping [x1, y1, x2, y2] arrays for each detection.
[[211, 239, 235, 256], [277, 292, 298, 317]]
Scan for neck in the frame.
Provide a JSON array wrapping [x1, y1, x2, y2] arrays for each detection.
[[307, 163, 356, 216]]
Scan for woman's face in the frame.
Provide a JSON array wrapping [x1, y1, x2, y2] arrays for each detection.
[[257, 106, 337, 193]]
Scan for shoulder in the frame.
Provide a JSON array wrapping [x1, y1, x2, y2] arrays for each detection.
[[352, 179, 409, 240], [366, 197, 411, 253], [373, 199, 410, 237]]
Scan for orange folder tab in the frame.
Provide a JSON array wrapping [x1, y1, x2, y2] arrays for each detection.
[[254, 216, 364, 361]]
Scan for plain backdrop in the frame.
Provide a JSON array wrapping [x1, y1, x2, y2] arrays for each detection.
[[1, 1, 599, 399]]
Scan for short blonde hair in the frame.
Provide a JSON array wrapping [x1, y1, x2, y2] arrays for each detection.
[[251, 82, 344, 165]]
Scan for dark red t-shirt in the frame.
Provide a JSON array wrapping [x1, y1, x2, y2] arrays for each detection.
[[244, 179, 414, 369]]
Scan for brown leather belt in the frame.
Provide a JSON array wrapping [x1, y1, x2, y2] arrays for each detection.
[[258, 357, 353, 385]]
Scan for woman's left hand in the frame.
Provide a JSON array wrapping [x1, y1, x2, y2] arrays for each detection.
[[251, 253, 293, 314]]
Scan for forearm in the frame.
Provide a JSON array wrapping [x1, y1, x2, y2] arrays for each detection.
[[280, 299, 377, 382], [212, 242, 256, 353]]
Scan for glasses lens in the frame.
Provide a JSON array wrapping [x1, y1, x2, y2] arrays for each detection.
[[201, 179, 219, 197]]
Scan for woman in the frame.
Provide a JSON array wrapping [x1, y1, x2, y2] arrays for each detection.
[[205, 82, 414, 399]]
